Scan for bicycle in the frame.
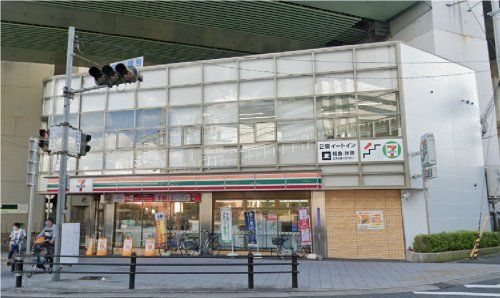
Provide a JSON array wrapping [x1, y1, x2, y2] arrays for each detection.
[[271, 234, 309, 258], [179, 230, 221, 256]]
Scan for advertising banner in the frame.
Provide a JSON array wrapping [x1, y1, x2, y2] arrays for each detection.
[[154, 212, 167, 247], [356, 210, 384, 230], [318, 140, 358, 163], [298, 207, 311, 245], [244, 211, 257, 245], [220, 207, 232, 242], [144, 238, 156, 256], [360, 139, 404, 161], [96, 237, 108, 256], [123, 193, 201, 202], [122, 237, 133, 257]]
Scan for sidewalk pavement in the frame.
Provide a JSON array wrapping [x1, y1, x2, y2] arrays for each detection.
[[2, 254, 500, 296]]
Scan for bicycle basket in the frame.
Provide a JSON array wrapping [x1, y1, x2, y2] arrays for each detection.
[[272, 237, 285, 246]]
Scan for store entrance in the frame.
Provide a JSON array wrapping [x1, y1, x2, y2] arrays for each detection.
[[213, 191, 311, 252]]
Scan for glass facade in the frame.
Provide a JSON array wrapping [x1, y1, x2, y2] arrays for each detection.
[[39, 44, 401, 176], [114, 201, 199, 248], [212, 191, 310, 251]]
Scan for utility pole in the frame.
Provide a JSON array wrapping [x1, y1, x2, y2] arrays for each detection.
[[53, 26, 75, 281], [26, 138, 39, 254]]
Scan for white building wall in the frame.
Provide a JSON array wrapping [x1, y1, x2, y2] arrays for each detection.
[[399, 44, 489, 247], [390, 0, 500, 167]]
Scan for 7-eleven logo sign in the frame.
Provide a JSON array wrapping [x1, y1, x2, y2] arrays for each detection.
[[69, 178, 93, 193], [382, 141, 402, 159]]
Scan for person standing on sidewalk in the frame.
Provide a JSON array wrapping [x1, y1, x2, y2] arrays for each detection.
[[7, 223, 26, 265]]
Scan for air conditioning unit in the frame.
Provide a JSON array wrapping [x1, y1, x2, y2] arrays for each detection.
[[486, 165, 500, 199]]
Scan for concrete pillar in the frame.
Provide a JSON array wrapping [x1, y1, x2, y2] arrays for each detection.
[[311, 191, 327, 258]]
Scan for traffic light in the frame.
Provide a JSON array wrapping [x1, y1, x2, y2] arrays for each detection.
[[79, 133, 91, 156], [38, 129, 50, 152], [89, 63, 143, 87]]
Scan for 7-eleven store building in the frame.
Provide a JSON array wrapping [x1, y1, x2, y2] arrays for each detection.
[[38, 42, 487, 260]]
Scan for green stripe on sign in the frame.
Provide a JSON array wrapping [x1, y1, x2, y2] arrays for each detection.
[[196, 180, 225, 186], [255, 179, 286, 185], [168, 181, 197, 186], [225, 180, 254, 185], [286, 178, 319, 184]]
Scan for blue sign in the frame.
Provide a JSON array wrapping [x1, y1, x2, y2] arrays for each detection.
[[244, 211, 257, 245], [110, 56, 144, 69]]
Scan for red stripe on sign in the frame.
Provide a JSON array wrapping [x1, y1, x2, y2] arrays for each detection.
[[286, 184, 321, 189], [255, 185, 287, 190], [225, 186, 255, 190]]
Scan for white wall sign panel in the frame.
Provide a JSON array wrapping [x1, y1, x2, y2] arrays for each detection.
[[318, 140, 358, 163], [360, 139, 404, 161]]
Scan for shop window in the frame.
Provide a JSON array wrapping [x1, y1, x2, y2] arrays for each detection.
[[204, 83, 237, 103], [239, 80, 274, 100], [359, 114, 401, 138], [89, 132, 104, 151], [277, 121, 315, 142], [277, 76, 313, 98], [239, 58, 274, 79], [355, 45, 396, 69], [317, 117, 358, 139], [136, 129, 166, 148], [279, 143, 315, 164], [356, 69, 398, 91], [169, 126, 201, 147], [80, 112, 104, 132], [277, 54, 313, 75], [105, 150, 134, 169], [276, 97, 314, 119], [168, 106, 201, 126], [203, 103, 237, 124], [135, 149, 166, 169], [169, 148, 202, 168], [239, 122, 275, 144], [115, 202, 143, 248], [169, 64, 201, 86], [203, 146, 238, 167], [357, 91, 398, 114], [247, 200, 275, 208], [203, 125, 237, 145], [278, 200, 309, 208], [316, 94, 356, 117], [169, 86, 201, 106], [240, 143, 276, 166], [108, 91, 135, 110], [105, 111, 134, 130], [315, 73, 355, 95], [78, 152, 103, 171], [239, 100, 275, 121], [137, 89, 167, 108], [139, 69, 167, 88], [81, 93, 105, 112], [136, 108, 165, 128], [204, 62, 237, 83], [315, 50, 353, 73]]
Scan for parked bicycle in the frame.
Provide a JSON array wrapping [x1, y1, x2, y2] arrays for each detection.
[[271, 234, 310, 258], [179, 230, 221, 256]]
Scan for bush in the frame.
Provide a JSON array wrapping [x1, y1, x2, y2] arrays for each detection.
[[413, 231, 500, 253]]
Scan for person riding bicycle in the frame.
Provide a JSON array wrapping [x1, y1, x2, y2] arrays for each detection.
[[7, 222, 26, 266], [35, 218, 57, 268]]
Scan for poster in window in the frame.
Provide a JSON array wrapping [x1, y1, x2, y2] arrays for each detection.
[[356, 211, 384, 230], [154, 212, 167, 247]]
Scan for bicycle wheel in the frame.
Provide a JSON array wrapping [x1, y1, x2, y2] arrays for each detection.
[[207, 240, 221, 256], [180, 240, 198, 256], [295, 245, 307, 258]]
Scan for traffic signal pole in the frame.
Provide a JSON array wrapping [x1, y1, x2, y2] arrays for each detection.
[[53, 26, 75, 281]]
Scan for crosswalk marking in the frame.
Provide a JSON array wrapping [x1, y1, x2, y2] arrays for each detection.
[[465, 284, 500, 289], [413, 291, 500, 297]]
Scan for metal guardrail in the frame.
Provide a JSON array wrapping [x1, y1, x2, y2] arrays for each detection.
[[13, 253, 299, 290]]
